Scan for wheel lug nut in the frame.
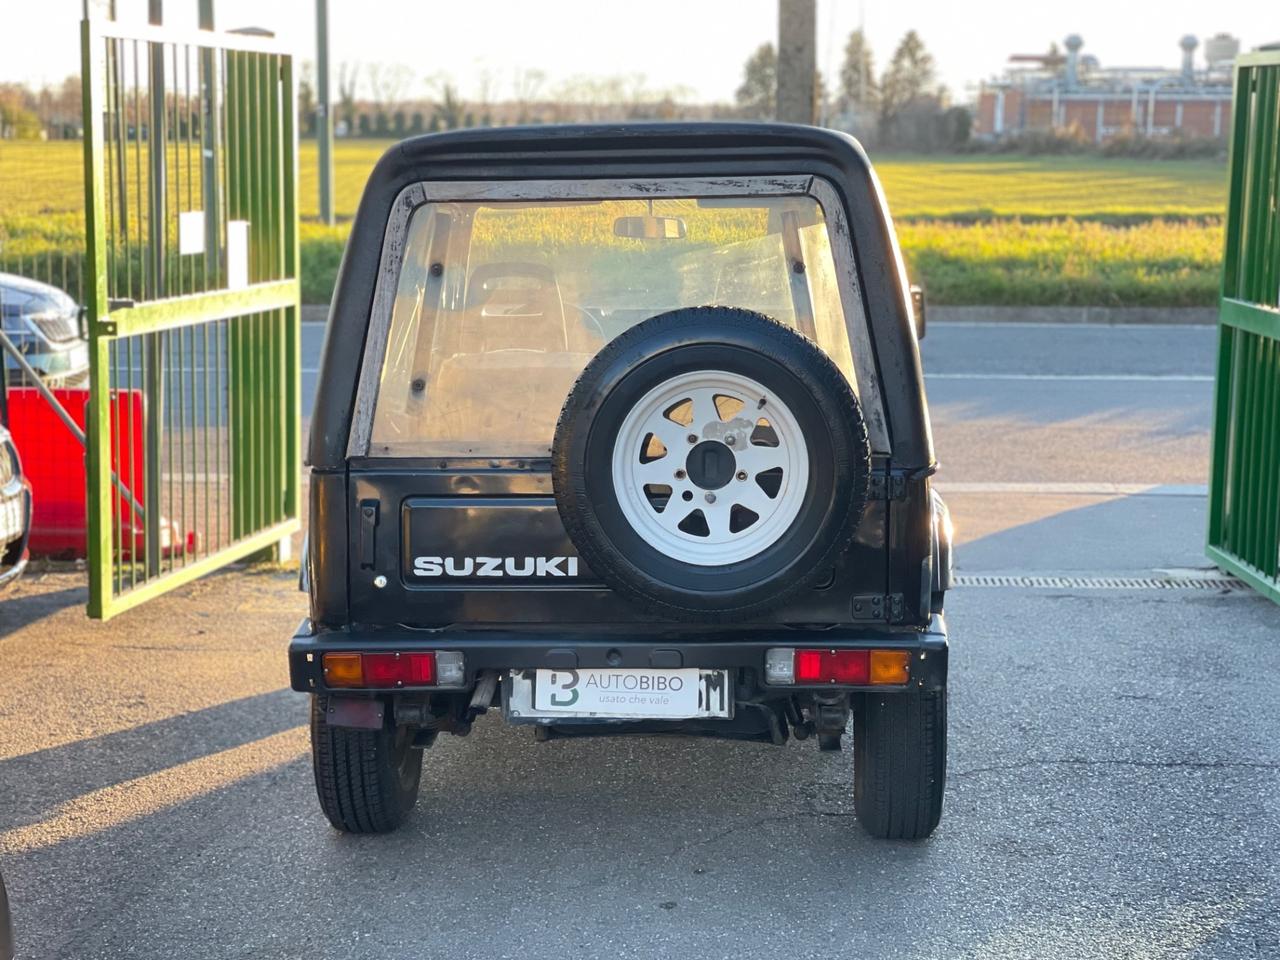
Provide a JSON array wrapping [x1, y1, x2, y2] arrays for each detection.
[[725, 435, 735, 446], [737, 471, 748, 481], [705, 493, 716, 504], [674, 469, 686, 480], [687, 434, 698, 444]]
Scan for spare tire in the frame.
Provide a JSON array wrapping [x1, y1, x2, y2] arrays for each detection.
[[552, 307, 871, 621]]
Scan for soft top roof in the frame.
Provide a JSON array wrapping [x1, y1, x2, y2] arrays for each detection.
[[307, 122, 932, 470], [377, 121, 869, 175]]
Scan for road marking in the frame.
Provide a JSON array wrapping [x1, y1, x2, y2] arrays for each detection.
[[926, 372, 1212, 382], [928, 320, 1216, 330], [935, 482, 1207, 496], [0, 726, 307, 855]]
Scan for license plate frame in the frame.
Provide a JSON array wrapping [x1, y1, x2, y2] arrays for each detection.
[[505, 667, 732, 721]]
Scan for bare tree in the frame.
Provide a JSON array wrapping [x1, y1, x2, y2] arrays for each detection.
[[297, 62, 316, 137], [424, 75, 465, 130], [367, 64, 413, 110], [337, 62, 360, 131], [550, 76, 596, 122], [511, 68, 546, 123]]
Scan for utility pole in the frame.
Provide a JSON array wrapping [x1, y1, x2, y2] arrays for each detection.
[[776, 0, 817, 124], [316, 0, 335, 225]]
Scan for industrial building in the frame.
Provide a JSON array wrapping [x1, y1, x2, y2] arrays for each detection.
[[974, 33, 1239, 141]]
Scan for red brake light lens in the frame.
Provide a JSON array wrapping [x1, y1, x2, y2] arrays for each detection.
[[362, 652, 436, 686], [323, 652, 436, 688], [795, 649, 871, 684]]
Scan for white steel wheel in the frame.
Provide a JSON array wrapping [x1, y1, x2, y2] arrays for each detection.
[[610, 369, 810, 566]]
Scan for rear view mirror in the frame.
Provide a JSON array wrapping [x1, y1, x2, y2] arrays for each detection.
[[613, 215, 687, 240], [910, 284, 926, 340]]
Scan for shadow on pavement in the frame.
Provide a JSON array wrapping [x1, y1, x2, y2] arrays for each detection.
[[0, 688, 301, 834], [948, 489, 1210, 574], [0, 583, 85, 640]]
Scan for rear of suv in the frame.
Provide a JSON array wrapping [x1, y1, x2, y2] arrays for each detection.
[[291, 123, 953, 840]]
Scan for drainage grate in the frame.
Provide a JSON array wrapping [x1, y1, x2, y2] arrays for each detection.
[[955, 574, 1250, 591]]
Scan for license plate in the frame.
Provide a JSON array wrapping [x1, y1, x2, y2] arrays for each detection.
[[0, 498, 21, 543], [530, 667, 730, 720]]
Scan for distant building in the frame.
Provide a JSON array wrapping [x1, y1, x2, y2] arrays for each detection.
[[974, 33, 1238, 141]]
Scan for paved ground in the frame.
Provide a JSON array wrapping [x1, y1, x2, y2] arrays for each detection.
[[2, 322, 1277, 959]]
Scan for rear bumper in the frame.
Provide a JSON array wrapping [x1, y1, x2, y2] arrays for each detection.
[[287, 617, 949, 695]]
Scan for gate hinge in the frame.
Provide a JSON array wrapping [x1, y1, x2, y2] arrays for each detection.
[[867, 474, 907, 501], [851, 593, 907, 623]]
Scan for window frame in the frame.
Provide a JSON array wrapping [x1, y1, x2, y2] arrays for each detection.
[[347, 175, 890, 458]]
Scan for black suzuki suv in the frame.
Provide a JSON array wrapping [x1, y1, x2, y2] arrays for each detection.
[[291, 123, 953, 840]]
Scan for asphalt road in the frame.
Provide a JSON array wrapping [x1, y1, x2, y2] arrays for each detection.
[[2, 322, 1277, 960]]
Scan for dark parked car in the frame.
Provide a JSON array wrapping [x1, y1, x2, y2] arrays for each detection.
[[0, 869, 12, 960], [291, 123, 952, 840], [0, 272, 89, 387], [0, 415, 30, 588]]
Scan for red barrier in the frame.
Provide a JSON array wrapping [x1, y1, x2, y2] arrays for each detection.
[[7, 388, 146, 558]]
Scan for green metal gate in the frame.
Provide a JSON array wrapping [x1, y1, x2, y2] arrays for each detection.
[[1207, 47, 1280, 603], [80, 7, 300, 619]]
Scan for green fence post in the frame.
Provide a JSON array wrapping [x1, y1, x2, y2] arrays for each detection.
[[144, 0, 167, 579], [81, 11, 113, 619]]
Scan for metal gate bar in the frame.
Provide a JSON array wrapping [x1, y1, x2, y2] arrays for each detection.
[[81, 10, 299, 619], [1207, 49, 1280, 603]]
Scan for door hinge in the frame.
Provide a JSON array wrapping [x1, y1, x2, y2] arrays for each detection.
[[851, 593, 907, 623], [867, 474, 907, 501]]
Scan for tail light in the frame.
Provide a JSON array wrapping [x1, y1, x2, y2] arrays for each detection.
[[764, 648, 911, 686], [796, 649, 869, 684], [322, 651, 465, 689]]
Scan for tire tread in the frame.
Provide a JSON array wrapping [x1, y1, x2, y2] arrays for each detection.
[[853, 690, 946, 840], [310, 695, 421, 834]]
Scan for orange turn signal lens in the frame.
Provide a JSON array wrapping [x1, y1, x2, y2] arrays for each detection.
[[323, 653, 364, 688], [869, 649, 911, 685]]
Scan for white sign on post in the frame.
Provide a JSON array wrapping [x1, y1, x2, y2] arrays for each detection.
[[227, 220, 250, 290], [178, 210, 205, 256]]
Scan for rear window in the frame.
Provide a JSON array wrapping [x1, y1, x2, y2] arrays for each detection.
[[369, 194, 863, 458]]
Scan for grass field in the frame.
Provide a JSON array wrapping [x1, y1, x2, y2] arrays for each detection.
[[0, 139, 1229, 306]]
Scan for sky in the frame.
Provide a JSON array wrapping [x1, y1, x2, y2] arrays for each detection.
[[2, 0, 1272, 103]]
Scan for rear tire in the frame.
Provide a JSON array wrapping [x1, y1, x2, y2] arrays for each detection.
[[853, 689, 946, 840], [310, 695, 422, 833]]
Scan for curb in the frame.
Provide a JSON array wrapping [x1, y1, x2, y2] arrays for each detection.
[[301, 304, 1219, 326]]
